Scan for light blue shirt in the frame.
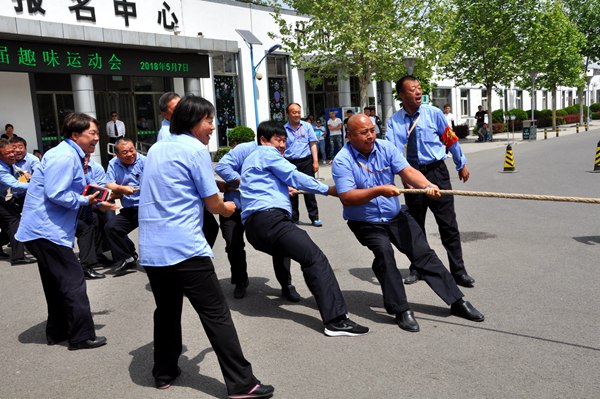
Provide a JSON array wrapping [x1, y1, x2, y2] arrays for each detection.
[[332, 140, 409, 223], [240, 145, 329, 223], [214, 141, 257, 210], [106, 153, 145, 208], [0, 159, 28, 198], [139, 133, 218, 266], [156, 119, 171, 142], [386, 104, 466, 170], [283, 120, 317, 159], [87, 159, 107, 186], [15, 152, 40, 175], [15, 140, 89, 247]]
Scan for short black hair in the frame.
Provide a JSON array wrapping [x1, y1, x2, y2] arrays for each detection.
[[158, 92, 180, 112], [285, 102, 301, 114], [62, 113, 99, 139], [257, 120, 286, 145], [115, 137, 134, 149], [395, 75, 419, 94], [170, 95, 215, 135], [9, 136, 27, 147], [0, 139, 11, 150], [111, 111, 118, 116], [5, 123, 13, 130]]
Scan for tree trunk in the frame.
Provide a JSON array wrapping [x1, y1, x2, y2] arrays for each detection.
[[486, 83, 493, 132], [359, 73, 371, 109], [552, 86, 557, 130]]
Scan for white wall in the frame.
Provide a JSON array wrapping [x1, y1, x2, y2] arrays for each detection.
[[0, 72, 37, 148]]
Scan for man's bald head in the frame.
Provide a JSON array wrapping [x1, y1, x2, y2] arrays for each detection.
[[346, 113, 372, 134], [346, 114, 376, 156]]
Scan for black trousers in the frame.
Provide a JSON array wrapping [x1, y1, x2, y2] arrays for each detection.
[[26, 238, 96, 345], [348, 210, 463, 316], [0, 198, 26, 261], [203, 208, 219, 248], [245, 208, 347, 324], [144, 257, 257, 395], [404, 161, 468, 277], [219, 209, 292, 287], [105, 207, 138, 262], [286, 155, 319, 222]]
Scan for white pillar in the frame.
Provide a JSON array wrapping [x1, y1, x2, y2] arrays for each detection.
[[70, 74, 101, 164], [337, 71, 351, 108], [184, 78, 201, 96]]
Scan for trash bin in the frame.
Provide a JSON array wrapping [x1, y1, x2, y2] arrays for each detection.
[[522, 120, 537, 140]]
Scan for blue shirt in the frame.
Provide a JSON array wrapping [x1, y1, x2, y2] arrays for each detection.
[[138, 133, 218, 266], [15, 152, 41, 175], [156, 119, 171, 142], [386, 104, 466, 170], [332, 140, 409, 223], [214, 141, 257, 210], [106, 153, 145, 208], [0, 159, 28, 198], [15, 140, 90, 247], [240, 145, 330, 223], [87, 159, 107, 186], [283, 120, 317, 159]]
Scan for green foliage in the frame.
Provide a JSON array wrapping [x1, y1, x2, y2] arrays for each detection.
[[564, 105, 579, 115], [268, 0, 454, 107], [539, 109, 553, 118], [213, 146, 232, 162], [453, 124, 470, 139], [590, 103, 600, 112], [592, 112, 600, 120], [507, 109, 528, 121], [556, 109, 567, 117], [564, 0, 600, 64], [227, 126, 255, 145], [491, 109, 505, 123]]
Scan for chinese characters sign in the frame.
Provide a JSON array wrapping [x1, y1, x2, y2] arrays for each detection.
[[0, 40, 209, 78]]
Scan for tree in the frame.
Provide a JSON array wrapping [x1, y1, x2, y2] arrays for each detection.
[[442, 0, 538, 127], [520, 1, 584, 128], [268, 0, 454, 108]]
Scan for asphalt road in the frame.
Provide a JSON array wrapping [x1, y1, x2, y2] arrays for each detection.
[[1, 126, 599, 399]]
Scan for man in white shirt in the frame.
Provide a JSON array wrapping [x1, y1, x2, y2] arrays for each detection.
[[106, 112, 126, 144], [327, 110, 343, 160]]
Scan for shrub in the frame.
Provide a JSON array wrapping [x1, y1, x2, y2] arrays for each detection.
[[556, 117, 566, 125], [590, 103, 600, 113], [213, 146, 231, 162], [507, 108, 528, 121], [592, 112, 600, 120], [563, 114, 580, 124], [539, 109, 553, 118], [555, 109, 567, 117], [491, 109, 504, 123], [492, 122, 506, 133], [454, 124, 470, 139], [227, 126, 255, 146], [564, 105, 579, 115]]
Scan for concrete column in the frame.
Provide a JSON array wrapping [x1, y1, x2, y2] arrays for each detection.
[[337, 71, 351, 108], [70, 74, 101, 163], [381, 81, 394, 132], [184, 78, 201, 96]]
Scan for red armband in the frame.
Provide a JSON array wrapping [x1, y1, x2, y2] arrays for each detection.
[[440, 125, 459, 150]]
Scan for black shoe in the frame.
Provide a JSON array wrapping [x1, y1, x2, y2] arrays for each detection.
[[47, 335, 68, 346], [403, 271, 420, 285], [451, 300, 485, 322], [234, 280, 249, 299], [10, 257, 36, 266], [281, 284, 301, 302], [113, 258, 138, 277], [396, 310, 420, 332], [68, 336, 107, 350], [228, 383, 274, 399], [155, 367, 181, 390], [0, 249, 9, 258], [324, 317, 369, 337], [83, 267, 106, 280], [454, 273, 475, 288]]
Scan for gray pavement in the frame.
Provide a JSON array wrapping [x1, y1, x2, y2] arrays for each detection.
[[1, 123, 599, 399]]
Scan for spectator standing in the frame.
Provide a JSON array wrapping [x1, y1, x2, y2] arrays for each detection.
[[156, 92, 181, 142], [1, 123, 17, 140], [475, 105, 486, 132], [343, 110, 354, 135], [106, 112, 126, 144], [387, 76, 476, 288], [284, 103, 322, 227], [369, 107, 383, 138], [327, 110, 343, 161], [15, 113, 109, 350], [313, 119, 327, 164], [443, 104, 456, 130]]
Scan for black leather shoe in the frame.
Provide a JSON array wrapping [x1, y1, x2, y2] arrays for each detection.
[[281, 285, 301, 302], [454, 273, 475, 288], [155, 367, 181, 390], [233, 280, 249, 299], [68, 336, 107, 350], [84, 267, 106, 279], [10, 257, 36, 266], [396, 310, 420, 332], [451, 300, 485, 322], [113, 258, 138, 277], [403, 271, 420, 285], [228, 383, 275, 399]]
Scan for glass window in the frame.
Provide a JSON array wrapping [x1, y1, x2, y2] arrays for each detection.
[[515, 90, 522, 109], [213, 54, 237, 74], [214, 75, 241, 146], [34, 73, 72, 91], [460, 89, 469, 116], [481, 89, 488, 110], [432, 88, 451, 109], [267, 55, 288, 121]]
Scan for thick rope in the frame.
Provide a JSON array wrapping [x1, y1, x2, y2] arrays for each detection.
[[294, 189, 600, 204]]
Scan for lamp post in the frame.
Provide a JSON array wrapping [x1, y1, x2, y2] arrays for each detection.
[[529, 70, 538, 121], [402, 57, 418, 76], [236, 29, 281, 129], [586, 74, 593, 124]]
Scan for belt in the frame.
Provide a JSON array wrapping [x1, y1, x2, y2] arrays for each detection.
[[286, 155, 312, 164], [417, 159, 444, 173], [245, 208, 288, 225]]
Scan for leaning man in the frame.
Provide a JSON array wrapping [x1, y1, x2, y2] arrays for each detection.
[[16, 113, 109, 350]]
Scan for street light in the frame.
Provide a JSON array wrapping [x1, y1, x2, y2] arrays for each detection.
[[529, 70, 538, 121], [586, 74, 593, 124], [402, 57, 418, 76], [236, 29, 281, 129]]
